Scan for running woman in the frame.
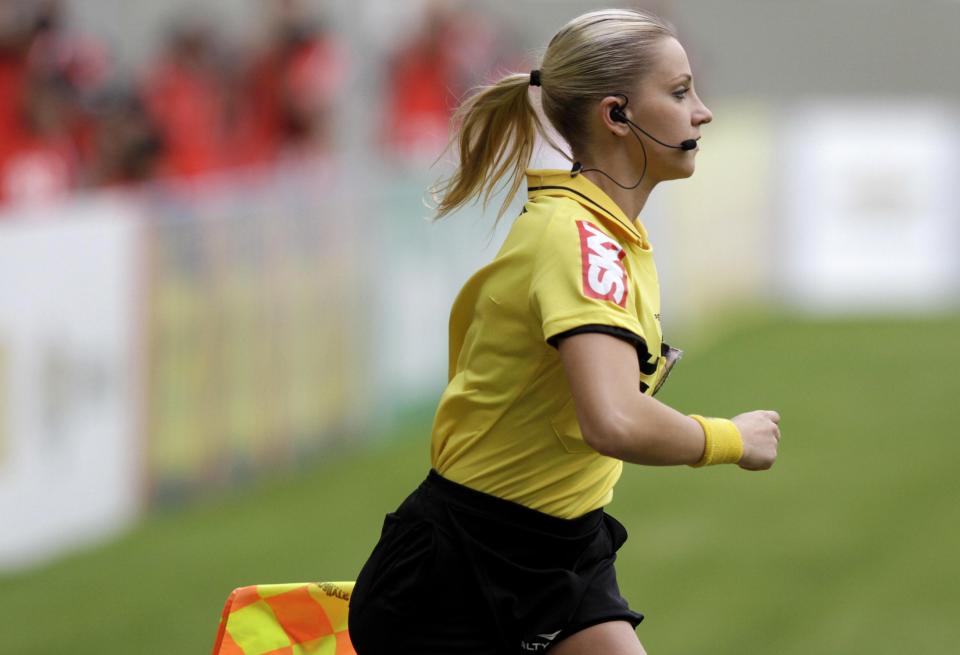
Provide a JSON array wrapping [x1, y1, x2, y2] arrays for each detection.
[[348, 8, 781, 655]]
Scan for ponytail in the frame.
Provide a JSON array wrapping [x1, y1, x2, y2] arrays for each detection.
[[432, 73, 544, 222]]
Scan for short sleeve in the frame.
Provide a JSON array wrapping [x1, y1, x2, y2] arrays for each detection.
[[530, 215, 647, 348]]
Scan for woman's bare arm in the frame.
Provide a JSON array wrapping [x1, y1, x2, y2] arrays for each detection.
[[557, 332, 780, 468]]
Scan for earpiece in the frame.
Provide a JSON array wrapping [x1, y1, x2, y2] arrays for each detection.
[[609, 104, 628, 124]]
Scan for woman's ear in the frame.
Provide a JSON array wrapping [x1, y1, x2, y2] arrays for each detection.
[[599, 95, 631, 135]]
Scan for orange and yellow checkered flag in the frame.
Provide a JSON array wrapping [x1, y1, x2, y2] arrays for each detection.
[[211, 582, 356, 655]]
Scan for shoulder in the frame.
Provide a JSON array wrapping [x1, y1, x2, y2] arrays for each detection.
[[520, 195, 602, 254]]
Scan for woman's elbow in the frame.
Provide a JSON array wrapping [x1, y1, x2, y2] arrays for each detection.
[[581, 409, 638, 458]]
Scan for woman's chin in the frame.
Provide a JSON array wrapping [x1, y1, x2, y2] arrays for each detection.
[[665, 164, 696, 181]]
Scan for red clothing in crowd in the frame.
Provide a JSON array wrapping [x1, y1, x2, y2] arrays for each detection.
[[144, 59, 226, 178], [0, 50, 29, 199], [384, 36, 454, 157], [242, 34, 342, 163], [0, 48, 77, 205], [0, 52, 25, 144]]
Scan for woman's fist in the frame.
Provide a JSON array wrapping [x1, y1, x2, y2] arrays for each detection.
[[732, 410, 781, 470]]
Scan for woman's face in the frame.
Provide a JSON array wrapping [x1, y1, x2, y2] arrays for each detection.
[[625, 37, 713, 182]]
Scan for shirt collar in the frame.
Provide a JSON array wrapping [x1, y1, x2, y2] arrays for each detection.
[[525, 169, 650, 248]]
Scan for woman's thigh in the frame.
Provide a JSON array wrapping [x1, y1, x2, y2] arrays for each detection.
[[549, 620, 647, 655]]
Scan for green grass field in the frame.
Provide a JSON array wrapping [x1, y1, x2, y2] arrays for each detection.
[[2, 314, 958, 654]]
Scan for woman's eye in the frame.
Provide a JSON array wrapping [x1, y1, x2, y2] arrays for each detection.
[[673, 88, 689, 100]]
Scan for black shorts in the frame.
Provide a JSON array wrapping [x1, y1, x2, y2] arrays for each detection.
[[348, 470, 643, 654]]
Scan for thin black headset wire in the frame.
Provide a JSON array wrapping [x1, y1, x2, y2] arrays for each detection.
[[574, 120, 649, 191]]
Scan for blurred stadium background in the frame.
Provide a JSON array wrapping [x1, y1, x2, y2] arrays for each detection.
[[1, 0, 958, 653]]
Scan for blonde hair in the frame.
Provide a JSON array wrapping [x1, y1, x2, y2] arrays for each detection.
[[432, 8, 677, 221]]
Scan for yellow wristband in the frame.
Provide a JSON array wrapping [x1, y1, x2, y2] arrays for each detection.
[[688, 415, 744, 467]]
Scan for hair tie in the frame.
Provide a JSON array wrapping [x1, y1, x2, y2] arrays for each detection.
[[529, 69, 541, 87]]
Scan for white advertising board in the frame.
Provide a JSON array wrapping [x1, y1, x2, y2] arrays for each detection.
[[0, 196, 143, 570], [780, 102, 959, 311]]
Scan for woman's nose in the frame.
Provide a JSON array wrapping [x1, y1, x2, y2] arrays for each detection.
[[696, 102, 713, 126]]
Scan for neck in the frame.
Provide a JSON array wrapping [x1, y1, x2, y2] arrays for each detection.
[[579, 159, 657, 221]]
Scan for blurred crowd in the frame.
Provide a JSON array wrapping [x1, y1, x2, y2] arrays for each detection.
[[0, 0, 523, 209]]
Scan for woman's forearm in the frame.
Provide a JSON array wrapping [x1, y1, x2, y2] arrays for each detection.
[[579, 392, 706, 465]]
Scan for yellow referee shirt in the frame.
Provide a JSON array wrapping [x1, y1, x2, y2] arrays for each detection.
[[431, 169, 671, 518]]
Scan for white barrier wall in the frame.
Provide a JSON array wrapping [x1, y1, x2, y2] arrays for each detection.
[[0, 197, 143, 569], [140, 163, 373, 501]]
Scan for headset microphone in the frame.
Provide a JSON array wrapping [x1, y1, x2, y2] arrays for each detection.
[[609, 103, 698, 151]]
